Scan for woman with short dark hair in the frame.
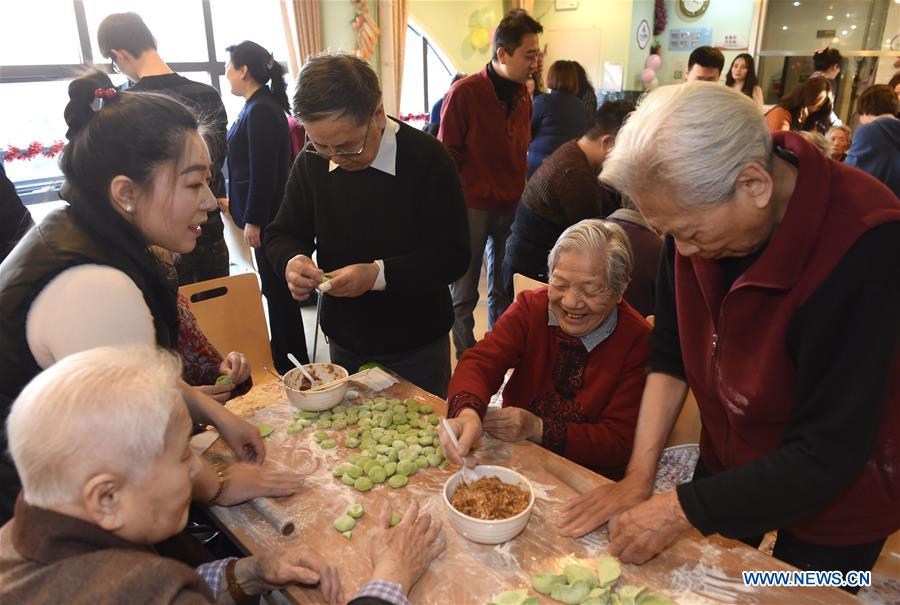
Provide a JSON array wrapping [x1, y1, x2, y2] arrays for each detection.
[[527, 60, 590, 177], [845, 84, 900, 196]]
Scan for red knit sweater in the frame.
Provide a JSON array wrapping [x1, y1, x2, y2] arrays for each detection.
[[437, 68, 531, 213], [448, 288, 651, 479]]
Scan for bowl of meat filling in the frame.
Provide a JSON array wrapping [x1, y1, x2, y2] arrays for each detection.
[[443, 465, 535, 544], [284, 363, 349, 411]]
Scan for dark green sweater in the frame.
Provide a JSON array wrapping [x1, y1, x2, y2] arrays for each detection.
[[265, 118, 469, 355]]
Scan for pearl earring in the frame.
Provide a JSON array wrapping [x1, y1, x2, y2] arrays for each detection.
[[125, 204, 136, 214]]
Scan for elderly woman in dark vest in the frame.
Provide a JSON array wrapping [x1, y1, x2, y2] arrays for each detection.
[[559, 82, 900, 591], [0, 71, 266, 522]]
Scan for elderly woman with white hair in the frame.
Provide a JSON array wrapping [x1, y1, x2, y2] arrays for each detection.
[[557, 82, 900, 590], [439, 219, 651, 480], [0, 344, 445, 605]]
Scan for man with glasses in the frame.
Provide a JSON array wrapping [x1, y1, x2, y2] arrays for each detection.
[[97, 12, 229, 286], [265, 52, 469, 397]]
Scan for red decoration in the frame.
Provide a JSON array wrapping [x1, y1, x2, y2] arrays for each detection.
[[94, 87, 117, 99], [653, 0, 667, 36], [398, 113, 430, 122], [4, 140, 66, 162]]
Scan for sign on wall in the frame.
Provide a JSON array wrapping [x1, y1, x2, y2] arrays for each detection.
[[668, 27, 712, 51], [637, 19, 651, 49]]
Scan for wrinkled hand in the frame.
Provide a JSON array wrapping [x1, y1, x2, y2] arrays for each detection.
[[325, 262, 379, 298], [217, 412, 265, 464], [244, 223, 262, 248], [196, 382, 233, 403], [438, 408, 482, 467], [235, 546, 342, 603], [483, 406, 542, 443], [609, 491, 691, 564], [220, 351, 251, 385], [557, 472, 653, 538], [369, 500, 446, 595], [217, 462, 308, 506], [285, 254, 324, 302]]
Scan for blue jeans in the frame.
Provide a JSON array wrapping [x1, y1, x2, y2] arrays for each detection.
[[450, 207, 515, 358]]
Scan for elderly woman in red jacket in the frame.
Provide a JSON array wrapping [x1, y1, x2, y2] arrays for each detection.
[[440, 219, 651, 479]]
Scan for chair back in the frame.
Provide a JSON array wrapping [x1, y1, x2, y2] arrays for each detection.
[[513, 273, 547, 297], [179, 273, 275, 385]]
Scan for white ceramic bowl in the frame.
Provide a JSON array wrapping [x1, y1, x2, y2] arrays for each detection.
[[284, 363, 349, 411], [443, 464, 535, 545]]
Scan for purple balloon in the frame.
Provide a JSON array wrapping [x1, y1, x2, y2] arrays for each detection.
[[641, 68, 656, 84], [647, 54, 662, 70]]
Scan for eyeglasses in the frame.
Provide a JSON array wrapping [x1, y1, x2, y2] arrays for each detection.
[[303, 121, 371, 159]]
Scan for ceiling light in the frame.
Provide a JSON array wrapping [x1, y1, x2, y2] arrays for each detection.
[[793, 1, 800, 5], [841, 29, 848, 35], [832, 37, 839, 43], [825, 14, 834, 20], [782, 25, 789, 30], [851, 25, 857, 30]]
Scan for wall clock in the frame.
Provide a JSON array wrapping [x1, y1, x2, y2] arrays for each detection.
[[679, 0, 709, 18]]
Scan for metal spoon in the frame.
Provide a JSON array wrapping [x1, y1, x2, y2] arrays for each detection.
[[261, 365, 287, 386], [441, 418, 478, 484], [286, 353, 317, 387]]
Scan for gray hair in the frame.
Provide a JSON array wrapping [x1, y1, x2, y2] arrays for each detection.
[[548, 219, 633, 299], [7, 344, 183, 508], [799, 130, 829, 155], [293, 51, 382, 125], [601, 81, 773, 208], [826, 124, 852, 138]]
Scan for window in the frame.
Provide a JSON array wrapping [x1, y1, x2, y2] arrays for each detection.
[[0, 0, 289, 201], [399, 21, 455, 125], [757, 0, 900, 121]]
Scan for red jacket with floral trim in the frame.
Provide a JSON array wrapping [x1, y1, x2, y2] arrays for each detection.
[[448, 288, 650, 479]]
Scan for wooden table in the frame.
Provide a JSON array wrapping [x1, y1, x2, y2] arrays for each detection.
[[203, 370, 857, 605]]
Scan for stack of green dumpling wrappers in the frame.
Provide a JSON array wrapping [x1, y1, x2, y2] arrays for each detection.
[[488, 556, 674, 605]]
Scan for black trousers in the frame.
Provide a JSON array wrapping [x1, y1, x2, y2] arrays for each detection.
[[254, 243, 309, 374], [693, 459, 885, 593], [329, 334, 451, 398]]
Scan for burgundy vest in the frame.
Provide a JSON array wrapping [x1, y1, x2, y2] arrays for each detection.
[[676, 132, 900, 544]]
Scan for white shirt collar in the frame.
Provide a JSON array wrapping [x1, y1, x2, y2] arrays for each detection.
[[329, 118, 399, 175]]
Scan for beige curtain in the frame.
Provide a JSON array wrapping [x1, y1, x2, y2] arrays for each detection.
[[377, 0, 408, 115], [292, 0, 322, 63], [391, 0, 408, 109]]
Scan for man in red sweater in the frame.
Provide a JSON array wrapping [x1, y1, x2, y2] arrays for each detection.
[[438, 9, 543, 358]]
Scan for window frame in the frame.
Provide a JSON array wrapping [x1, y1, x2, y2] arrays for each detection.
[[1, 0, 225, 203], [404, 20, 456, 116]]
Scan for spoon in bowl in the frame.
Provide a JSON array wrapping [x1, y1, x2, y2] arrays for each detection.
[[286, 353, 317, 388], [441, 418, 478, 484]]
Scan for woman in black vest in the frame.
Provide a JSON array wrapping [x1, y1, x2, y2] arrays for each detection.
[[0, 71, 265, 522], [225, 41, 308, 373]]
